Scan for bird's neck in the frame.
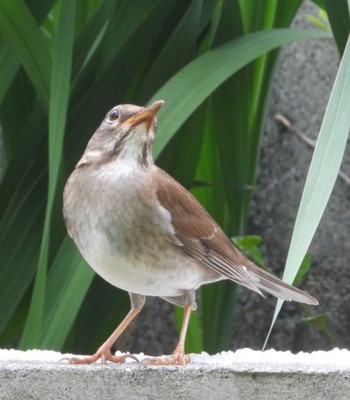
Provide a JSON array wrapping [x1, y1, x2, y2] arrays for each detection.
[[77, 141, 154, 170], [119, 139, 154, 169]]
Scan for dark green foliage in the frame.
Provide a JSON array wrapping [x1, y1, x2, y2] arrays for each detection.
[[0, 0, 333, 354]]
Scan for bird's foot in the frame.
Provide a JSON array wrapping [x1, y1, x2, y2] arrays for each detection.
[[142, 345, 190, 366], [61, 349, 139, 365]]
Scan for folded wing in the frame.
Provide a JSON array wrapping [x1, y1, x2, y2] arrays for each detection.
[[154, 168, 318, 306]]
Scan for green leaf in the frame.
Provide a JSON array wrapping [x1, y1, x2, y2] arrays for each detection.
[[20, 0, 76, 348], [194, 104, 237, 352], [310, 0, 326, 9], [0, 0, 51, 108], [265, 33, 350, 349], [201, 281, 236, 353], [41, 238, 94, 349], [232, 235, 268, 269], [301, 312, 329, 330], [324, 0, 350, 54], [293, 253, 313, 284], [233, 235, 262, 248], [71, 0, 115, 80], [0, 152, 46, 339], [0, 43, 19, 106], [152, 28, 330, 159], [306, 14, 330, 32], [141, 0, 203, 99], [157, 103, 208, 188]]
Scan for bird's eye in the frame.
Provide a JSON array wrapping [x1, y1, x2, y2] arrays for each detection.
[[109, 110, 119, 121]]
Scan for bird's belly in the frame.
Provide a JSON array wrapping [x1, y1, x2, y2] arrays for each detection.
[[80, 229, 210, 297]]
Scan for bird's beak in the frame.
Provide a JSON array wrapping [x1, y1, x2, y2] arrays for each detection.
[[123, 100, 164, 128]]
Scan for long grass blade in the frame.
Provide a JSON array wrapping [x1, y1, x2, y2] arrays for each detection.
[[0, 0, 51, 107], [141, 0, 203, 99], [40, 238, 94, 349], [324, 0, 350, 54], [20, 0, 76, 348], [265, 34, 350, 349], [151, 28, 330, 158], [0, 43, 19, 106]]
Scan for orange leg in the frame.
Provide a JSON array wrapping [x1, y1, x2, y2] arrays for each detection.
[[62, 306, 142, 365], [144, 304, 192, 365]]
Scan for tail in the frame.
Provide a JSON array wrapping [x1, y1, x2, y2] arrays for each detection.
[[242, 263, 318, 305]]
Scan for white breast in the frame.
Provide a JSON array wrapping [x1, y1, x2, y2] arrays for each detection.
[[65, 161, 214, 297], [83, 227, 210, 297]]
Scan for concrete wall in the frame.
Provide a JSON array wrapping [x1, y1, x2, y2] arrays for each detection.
[[1, 349, 349, 400]]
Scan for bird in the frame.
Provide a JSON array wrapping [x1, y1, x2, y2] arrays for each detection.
[[63, 100, 318, 365]]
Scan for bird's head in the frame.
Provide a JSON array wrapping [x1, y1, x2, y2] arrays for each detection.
[[78, 100, 164, 168]]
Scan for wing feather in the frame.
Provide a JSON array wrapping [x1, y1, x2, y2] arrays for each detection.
[[153, 168, 318, 305]]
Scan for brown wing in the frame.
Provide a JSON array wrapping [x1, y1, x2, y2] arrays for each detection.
[[154, 168, 318, 305]]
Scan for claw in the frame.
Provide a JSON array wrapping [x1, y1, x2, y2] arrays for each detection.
[[142, 352, 190, 366], [60, 351, 139, 365]]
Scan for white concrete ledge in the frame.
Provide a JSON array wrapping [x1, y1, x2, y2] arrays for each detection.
[[1, 349, 350, 399]]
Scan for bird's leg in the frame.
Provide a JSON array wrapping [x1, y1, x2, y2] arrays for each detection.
[[62, 307, 141, 365], [144, 304, 193, 365], [63, 294, 145, 365]]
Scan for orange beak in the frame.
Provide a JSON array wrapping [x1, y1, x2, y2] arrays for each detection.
[[124, 100, 164, 129]]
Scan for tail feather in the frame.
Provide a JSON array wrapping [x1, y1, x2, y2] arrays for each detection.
[[243, 263, 318, 305]]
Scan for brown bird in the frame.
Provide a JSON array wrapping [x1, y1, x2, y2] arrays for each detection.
[[63, 100, 318, 365]]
